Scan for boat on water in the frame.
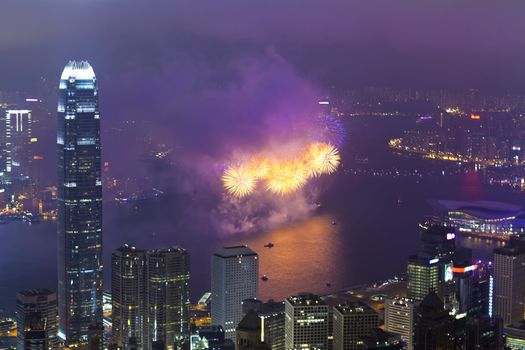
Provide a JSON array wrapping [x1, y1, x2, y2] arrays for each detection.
[[331, 220, 337, 226], [264, 242, 274, 248]]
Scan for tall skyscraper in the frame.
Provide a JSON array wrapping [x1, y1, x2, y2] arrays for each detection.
[[4, 109, 33, 177], [332, 302, 378, 350], [493, 245, 525, 326], [16, 289, 57, 350], [284, 294, 329, 350], [406, 255, 439, 302], [111, 245, 147, 349], [384, 297, 416, 350], [57, 60, 103, 345], [23, 312, 48, 350], [211, 246, 259, 339], [147, 246, 191, 349]]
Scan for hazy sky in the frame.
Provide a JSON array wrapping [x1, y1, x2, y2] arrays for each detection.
[[2, 0, 525, 92]]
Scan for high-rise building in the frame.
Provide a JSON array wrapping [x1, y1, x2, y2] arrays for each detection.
[[111, 245, 147, 349], [23, 312, 47, 350], [16, 289, 57, 350], [332, 302, 379, 350], [211, 246, 259, 339], [284, 294, 329, 350], [493, 245, 525, 326], [407, 255, 439, 302], [4, 109, 33, 177], [57, 60, 103, 345], [147, 246, 191, 350], [384, 297, 416, 350]]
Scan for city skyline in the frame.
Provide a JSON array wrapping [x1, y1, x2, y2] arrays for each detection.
[[3, 1, 525, 349]]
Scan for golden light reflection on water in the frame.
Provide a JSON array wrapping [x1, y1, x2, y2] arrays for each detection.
[[225, 214, 342, 301]]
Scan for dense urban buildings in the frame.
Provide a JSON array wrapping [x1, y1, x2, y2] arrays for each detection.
[[211, 246, 259, 339], [56, 60, 103, 345], [284, 294, 329, 350]]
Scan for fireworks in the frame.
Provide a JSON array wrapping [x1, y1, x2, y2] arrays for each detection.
[[265, 160, 308, 195], [222, 165, 257, 197], [308, 143, 340, 175], [222, 142, 341, 197], [311, 114, 346, 148]]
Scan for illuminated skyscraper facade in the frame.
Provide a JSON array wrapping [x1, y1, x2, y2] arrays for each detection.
[[5, 109, 33, 177], [147, 246, 191, 350], [57, 61, 103, 345], [211, 246, 259, 339], [111, 245, 147, 350]]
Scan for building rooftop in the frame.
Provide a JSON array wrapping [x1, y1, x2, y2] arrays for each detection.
[[214, 245, 257, 258], [237, 309, 261, 331], [17, 289, 55, 297], [148, 245, 188, 255], [432, 199, 524, 220], [114, 244, 145, 255], [335, 301, 376, 315], [287, 293, 326, 307], [60, 60, 96, 81]]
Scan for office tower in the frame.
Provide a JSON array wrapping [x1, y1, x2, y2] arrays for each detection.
[[147, 246, 191, 350], [417, 224, 456, 260], [406, 255, 439, 302], [23, 312, 47, 350], [57, 60, 103, 345], [413, 293, 455, 350], [493, 245, 525, 326], [16, 289, 57, 350], [284, 294, 329, 350], [241, 299, 285, 350], [384, 297, 416, 350], [332, 302, 379, 350], [4, 109, 33, 177], [211, 246, 259, 339], [111, 245, 147, 349]]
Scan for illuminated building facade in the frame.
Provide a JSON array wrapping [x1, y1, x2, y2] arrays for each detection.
[[211, 246, 258, 339], [16, 289, 57, 350], [147, 246, 191, 350], [4, 109, 33, 177], [407, 255, 440, 302], [432, 200, 525, 239], [111, 245, 147, 350], [493, 245, 525, 326], [57, 60, 103, 345], [284, 294, 328, 350], [384, 297, 416, 350], [332, 302, 378, 350]]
